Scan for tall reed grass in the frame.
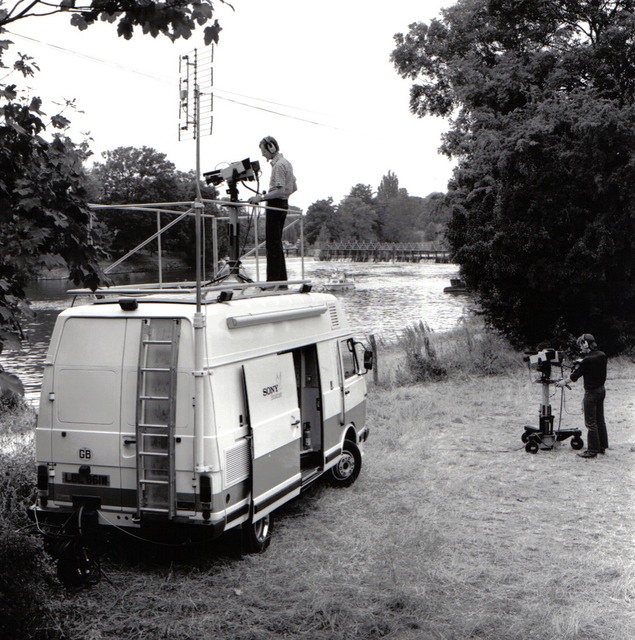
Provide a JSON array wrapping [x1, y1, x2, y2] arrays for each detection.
[[386, 317, 523, 387]]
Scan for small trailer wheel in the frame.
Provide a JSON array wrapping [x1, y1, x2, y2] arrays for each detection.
[[525, 441, 539, 454], [571, 436, 584, 450]]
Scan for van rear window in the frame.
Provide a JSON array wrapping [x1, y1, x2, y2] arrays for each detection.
[[55, 319, 126, 425], [57, 318, 126, 367]]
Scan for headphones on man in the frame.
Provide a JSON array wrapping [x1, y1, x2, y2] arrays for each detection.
[[261, 136, 279, 154], [577, 333, 596, 350]]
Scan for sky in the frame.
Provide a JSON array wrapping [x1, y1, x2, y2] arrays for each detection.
[[7, 0, 456, 210]]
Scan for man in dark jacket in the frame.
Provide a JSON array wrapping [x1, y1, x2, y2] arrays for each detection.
[[556, 334, 608, 458]]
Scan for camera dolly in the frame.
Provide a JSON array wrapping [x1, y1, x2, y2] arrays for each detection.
[[521, 349, 584, 454]]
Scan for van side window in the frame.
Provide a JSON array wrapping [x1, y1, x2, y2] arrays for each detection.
[[339, 339, 358, 379]]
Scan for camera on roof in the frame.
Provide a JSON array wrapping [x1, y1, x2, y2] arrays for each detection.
[[203, 158, 261, 186]]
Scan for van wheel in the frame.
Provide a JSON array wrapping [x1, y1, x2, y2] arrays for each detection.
[[242, 513, 273, 554], [328, 440, 362, 487]]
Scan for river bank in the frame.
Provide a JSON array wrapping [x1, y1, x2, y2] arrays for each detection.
[[3, 335, 634, 639], [37, 253, 191, 280]]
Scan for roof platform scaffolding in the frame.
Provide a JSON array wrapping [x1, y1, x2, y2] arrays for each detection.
[[84, 198, 308, 301]]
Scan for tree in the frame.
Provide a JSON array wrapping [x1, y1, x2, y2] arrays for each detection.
[[91, 146, 184, 254], [337, 197, 378, 242], [392, 0, 635, 353], [0, 0, 226, 348], [90, 146, 220, 264], [348, 183, 375, 205], [304, 198, 341, 244], [0, 0, 223, 45], [377, 171, 400, 202], [0, 92, 104, 349]]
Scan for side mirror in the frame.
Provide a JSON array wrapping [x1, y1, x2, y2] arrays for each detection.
[[363, 348, 374, 371]]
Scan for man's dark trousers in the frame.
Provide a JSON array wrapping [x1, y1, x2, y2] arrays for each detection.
[[265, 198, 288, 282], [583, 386, 608, 452]]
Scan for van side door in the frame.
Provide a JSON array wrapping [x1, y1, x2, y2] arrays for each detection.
[[242, 352, 302, 521], [338, 338, 367, 430]]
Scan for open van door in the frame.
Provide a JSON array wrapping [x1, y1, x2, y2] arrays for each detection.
[[243, 353, 302, 520], [338, 338, 367, 428]]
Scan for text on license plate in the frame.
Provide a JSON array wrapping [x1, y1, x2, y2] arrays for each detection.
[[62, 472, 110, 486]]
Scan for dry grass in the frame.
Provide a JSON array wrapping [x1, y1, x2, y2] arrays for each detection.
[[12, 349, 635, 639]]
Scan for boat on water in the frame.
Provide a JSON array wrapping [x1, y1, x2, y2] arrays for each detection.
[[443, 277, 468, 294], [321, 273, 355, 292]]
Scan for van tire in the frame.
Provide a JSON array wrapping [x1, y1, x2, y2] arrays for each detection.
[[328, 440, 362, 488], [242, 513, 273, 553]]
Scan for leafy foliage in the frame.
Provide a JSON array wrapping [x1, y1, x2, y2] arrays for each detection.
[[392, 0, 635, 353], [0, 89, 104, 347], [0, 0, 225, 46]]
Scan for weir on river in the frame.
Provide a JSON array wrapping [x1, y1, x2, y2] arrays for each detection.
[[317, 242, 451, 263]]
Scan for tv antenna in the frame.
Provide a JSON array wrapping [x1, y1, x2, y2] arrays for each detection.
[[178, 46, 214, 410], [179, 47, 214, 198]]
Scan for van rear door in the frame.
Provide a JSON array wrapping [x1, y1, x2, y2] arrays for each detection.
[[50, 317, 128, 507], [242, 353, 301, 520]]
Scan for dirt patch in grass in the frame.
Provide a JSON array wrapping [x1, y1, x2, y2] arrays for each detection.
[[36, 360, 635, 640]]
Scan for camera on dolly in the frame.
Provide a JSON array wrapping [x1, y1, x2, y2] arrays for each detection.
[[521, 348, 584, 454]]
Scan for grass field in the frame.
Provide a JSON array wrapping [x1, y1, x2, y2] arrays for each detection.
[[5, 336, 635, 639]]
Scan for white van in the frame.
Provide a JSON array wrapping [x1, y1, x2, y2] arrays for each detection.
[[31, 281, 371, 563]]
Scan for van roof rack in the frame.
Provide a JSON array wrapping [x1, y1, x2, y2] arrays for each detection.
[[67, 280, 314, 302]]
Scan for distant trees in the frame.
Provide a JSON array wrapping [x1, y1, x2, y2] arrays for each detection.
[[304, 175, 451, 246], [392, 0, 635, 353], [88, 146, 217, 259], [305, 198, 341, 244]]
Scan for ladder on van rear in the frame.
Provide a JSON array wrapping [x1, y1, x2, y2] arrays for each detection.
[[135, 318, 181, 518]]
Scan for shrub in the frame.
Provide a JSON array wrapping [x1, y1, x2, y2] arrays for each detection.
[[0, 523, 57, 640], [392, 318, 522, 387], [395, 321, 448, 385], [0, 405, 58, 639]]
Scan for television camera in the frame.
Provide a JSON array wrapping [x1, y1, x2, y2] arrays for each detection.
[[521, 348, 583, 454], [202, 157, 262, 284], [203, 158, 260, 201]]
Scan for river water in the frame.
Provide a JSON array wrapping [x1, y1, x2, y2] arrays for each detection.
[[2, 257, 471, 405]]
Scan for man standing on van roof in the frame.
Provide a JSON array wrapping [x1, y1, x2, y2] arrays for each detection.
[[248, 136, 297, 283]]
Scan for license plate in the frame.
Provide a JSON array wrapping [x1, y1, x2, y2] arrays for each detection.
[[62, 472, 110, 487]]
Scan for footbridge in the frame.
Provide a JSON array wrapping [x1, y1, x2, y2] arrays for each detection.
[[317, 242, 451, 263]]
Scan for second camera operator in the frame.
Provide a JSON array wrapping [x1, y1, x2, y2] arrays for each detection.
[[556, 333, 608, 458]]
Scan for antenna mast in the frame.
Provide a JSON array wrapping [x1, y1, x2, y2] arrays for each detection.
[[178, 48, 214, 475], [178, 47, 214, 305]]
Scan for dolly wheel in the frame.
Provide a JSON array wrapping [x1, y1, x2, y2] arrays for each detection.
[[571, 436, 584, 450], [521, 431, 530, 444], [525, 441, 539, 454]]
